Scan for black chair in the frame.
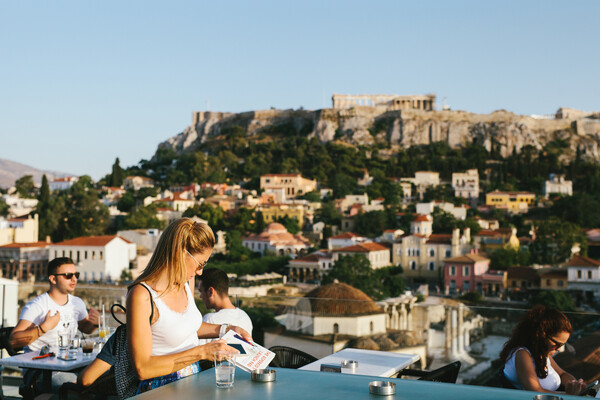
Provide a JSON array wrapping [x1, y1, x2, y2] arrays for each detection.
[[268, 346, 317, 369], [0, 326, 19, 357], [59, 372, 118, 400], [396, 361, 461, 383]]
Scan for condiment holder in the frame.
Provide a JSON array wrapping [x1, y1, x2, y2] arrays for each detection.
[[369, 381, 396, 396], [533, 395, 563, 400], [251, 369, 276, 382], [341, 360, 358, 369]]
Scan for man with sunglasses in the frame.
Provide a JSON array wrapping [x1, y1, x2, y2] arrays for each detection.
[[9, 257, 100, 391]]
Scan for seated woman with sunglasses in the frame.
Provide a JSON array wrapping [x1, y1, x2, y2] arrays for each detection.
[[500, 305, 587, 395], [80, 218, 251, 395]]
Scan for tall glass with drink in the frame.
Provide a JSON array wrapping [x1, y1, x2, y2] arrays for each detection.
[[214, 351, 236, 388]]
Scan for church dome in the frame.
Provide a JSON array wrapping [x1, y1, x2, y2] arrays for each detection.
[[265, 223, 287, 234], [303, 282, 383, 316]]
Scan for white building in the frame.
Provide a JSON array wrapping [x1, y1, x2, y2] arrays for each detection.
[[49, 176, 78, 191], [1, 194, 38, 217], [0, 241, 49, 282], [452, 169, 479, 199], [567, 255, 600, 298], [336, 194, 369, 214], [543, 174, 573, 198], [117, 229, 162, 254], [327, 232, 368, 250], [416, 202, 468, 220], [288, 250, 333, 283], [414, 171, 439, 187], [124, 176, 155, 191], [242, 223, 311, 257], [332, 242, 391, 269], [49, 235, 136, 282]]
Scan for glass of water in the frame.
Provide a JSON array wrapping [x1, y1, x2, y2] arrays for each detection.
[[68, 332, 81, 360], [57, 329, 70, 359], [214, 351, 236, 388]]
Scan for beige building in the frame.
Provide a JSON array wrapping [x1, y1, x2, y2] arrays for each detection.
[[485, 190, 536, 213], [0, 241, 49, 281], [242, 223, 311, 256], [332, 242, 391, 269], [258, 203, 305, 228], [288, 250, 333, 283], [124, 176, 155, 191], [0, 215, 39, 246], [452, 169, 479, 199], [260, 174, 317, 199]]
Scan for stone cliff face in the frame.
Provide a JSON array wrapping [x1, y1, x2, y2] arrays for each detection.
[[157, 107, 600, 161]]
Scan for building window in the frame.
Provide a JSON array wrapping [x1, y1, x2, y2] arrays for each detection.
[[99, 251, 103, 260], [546, 279, 551, 286], [445, 250, 451, 258], [512, 281, 517, 288], [450, 266, 456, 276], [370, 321, 374, 333], [463, 266, 469, 276], [410, 261, 417, 270], [84, 251, 87, 260], [558, 280, 564, 287], [333, 323, 339, 334], [464, 281, 470, 291], [588, 270, 593, 279], [428, 262, 435, 271], [429, 248, 435, 257], [577, 270, 582, 279]]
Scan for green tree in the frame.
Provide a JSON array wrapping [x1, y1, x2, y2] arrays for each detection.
[[39, 174, 50, 204], [110, 157, 124, 187], [15, 175, 35, 198], [182, 203, 227, 231], [0, 197, 9, 217], [354, 211, 388, 237], [529, 217, 587, 264], [528, 290, 575, 312], [322, 254, 379, 298], [276, 215, 300, 234], [224, 230, 254, 262], [117, 191, 136, 213], [119, 269, 133, 283], [123, 204, 166, 230], [317, 201, 342, 226]]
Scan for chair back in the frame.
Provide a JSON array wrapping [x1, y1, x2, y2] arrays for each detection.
[[268, 346, 317, 369], [0, 326, 19, 356], [419, 361, 461, 383]]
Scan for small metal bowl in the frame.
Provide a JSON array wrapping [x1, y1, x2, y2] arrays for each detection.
[[533, 395, 563, 400], [341, 360, 358, 369], [251, 369, 276, 382], [369, 381, 396, 396]]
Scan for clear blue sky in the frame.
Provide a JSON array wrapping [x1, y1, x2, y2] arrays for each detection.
[[1, 0, 598, 181]]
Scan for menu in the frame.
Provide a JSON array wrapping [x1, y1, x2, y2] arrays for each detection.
[[221, 330, 275, 372]]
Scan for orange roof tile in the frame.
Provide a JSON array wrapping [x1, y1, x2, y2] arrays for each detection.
[[52, 235, 131, 247], [0, 241, 49, 248], [333, 242, 389, 253], [329, 232, 363, 240], [568, 255, 600, 268], [444, 254, 489, 263], [412, 214, 432, 222]]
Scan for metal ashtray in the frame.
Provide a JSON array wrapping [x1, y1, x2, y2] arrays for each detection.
[[251, 369, 276, 382], [341, 360, 358, 369], [369, 381, 396, 396], [533, 395, 563, 400]]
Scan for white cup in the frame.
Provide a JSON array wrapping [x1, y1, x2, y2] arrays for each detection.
[[214, 351, 236, 388]]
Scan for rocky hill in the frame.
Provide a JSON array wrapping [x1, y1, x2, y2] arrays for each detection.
[[0, 158, 68, 189], [157, 106, 600, 162]]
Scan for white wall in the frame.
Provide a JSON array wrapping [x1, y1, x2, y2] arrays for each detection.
[[313, 314, 386, 336]]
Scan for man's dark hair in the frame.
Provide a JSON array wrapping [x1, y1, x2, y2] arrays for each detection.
[[198, 268, 229, 296], [48, 257, 75, 277]]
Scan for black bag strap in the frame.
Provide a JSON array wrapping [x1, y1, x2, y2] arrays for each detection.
[[110, 283, 154, 326]]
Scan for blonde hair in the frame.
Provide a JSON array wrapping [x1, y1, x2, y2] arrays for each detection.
[[131, 218, 215, 294]]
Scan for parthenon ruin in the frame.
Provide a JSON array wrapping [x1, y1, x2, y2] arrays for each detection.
[[332, 93, 436, 111]]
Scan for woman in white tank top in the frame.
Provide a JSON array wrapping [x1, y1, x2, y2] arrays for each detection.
[[500, 305, 586, 395], [125, 218, 253, 394]]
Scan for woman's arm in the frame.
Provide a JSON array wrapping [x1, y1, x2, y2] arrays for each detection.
[[514, 350, 553, 393], [78, 359, 112, 386], [549, 357, 586, 395], [127, 285, 237, 381]]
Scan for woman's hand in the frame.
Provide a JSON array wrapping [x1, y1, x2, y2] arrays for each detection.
[[564, 378, 586, 395], [229, 326, 253, 343], [199, 339, 240, 361]]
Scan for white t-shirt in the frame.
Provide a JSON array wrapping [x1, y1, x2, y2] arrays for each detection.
[[199, 308, 253, 344], [503, 347, 561, 391], [19, 292, 88, 352]]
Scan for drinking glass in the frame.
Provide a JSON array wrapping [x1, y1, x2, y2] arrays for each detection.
[[214, 351, 236, 388], [82, 339, 95, 357], [57, 329, 70, 359], [68, 332, 81, 360]]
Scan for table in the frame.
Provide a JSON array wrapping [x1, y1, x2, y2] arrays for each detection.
[[299, 348, 420, 377], [130, 367, 583, 400], [0, 348, 95, 392]]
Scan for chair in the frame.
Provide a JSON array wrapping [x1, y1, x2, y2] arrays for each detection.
[[396, 361, 461, 383], [59, 372, 118, 400], [268, 346, 317, 369]]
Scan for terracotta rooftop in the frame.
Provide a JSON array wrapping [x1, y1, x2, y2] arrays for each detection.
[[426, 234, 452, 244], [412, 214, 432, 222], [0, 241, 49, 248], [507, 266, 539, 280], [444, 254, 489, 263], [567, 255, 600, 268], [52, 235, 131, 247], [303, 282, 383, 316], [333, 242, 389, 253], [329, 232, 363, 240]]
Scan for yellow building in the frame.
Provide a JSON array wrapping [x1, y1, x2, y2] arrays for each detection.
[[485, 190, 535, 213], [258, 204, 305, 228], [260, 174, 317, 199]]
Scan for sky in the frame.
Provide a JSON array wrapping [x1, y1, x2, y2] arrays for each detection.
[[1, 0, 598, 181]]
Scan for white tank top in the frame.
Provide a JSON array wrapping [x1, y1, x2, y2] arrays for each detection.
[[503, 347, 561, 391], [141, 282, 203, 356]]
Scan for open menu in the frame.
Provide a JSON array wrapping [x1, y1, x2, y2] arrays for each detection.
[[221, 330, 275, 372]]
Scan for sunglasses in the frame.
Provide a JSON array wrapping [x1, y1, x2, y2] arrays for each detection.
[[53, 272, 80, 280], [186, 250, 208, 271], [546, 335, 565, 350]]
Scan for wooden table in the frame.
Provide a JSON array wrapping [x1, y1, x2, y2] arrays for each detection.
[[299, 348, 420, 377]]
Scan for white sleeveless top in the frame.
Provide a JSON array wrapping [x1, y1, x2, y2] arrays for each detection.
[[141, 282, 203, 356], [503, 347, 561, 391]]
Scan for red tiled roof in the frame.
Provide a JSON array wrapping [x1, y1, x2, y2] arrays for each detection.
[[568, 255, 600, 268], [52, 235, 131, 247], [426, 234, 452, 244], [476, 229, 500, 237], [333, 242, 389, 253], [262, 174, 301, 177], [444, 254, 489, 263], [412, 214, 432, 222], [0, 241, 49, 248], [329, 232, 363, 240]]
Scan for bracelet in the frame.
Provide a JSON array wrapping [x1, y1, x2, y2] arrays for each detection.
[[38, 324, 46, 334], [219, 324, 229, 338]]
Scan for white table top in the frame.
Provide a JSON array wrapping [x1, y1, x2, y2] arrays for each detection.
[[299, 348, 420, 377], [0, 348, 95, 372]]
